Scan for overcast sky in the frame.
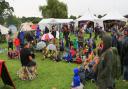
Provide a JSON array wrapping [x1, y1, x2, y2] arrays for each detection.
[[5, 0, 128, 17]]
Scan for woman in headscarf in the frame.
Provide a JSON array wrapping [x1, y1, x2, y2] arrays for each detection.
[[96, 33, 115, 89]]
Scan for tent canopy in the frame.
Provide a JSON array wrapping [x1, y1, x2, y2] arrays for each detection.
[[101, 11, 127, 21], [38, 18, 73, 24], [38, 18, 73, 30], [8, 25, 17, 33], [20, 22, 33, 31], [76, 12, 99, 22], [0, 25, 9, 34]]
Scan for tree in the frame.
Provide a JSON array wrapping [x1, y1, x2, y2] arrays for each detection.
[[20, 17, 42, 24], [6, 15, 21, 27], [39, 0, 68, 18], [69, 15, 76, 20], [0, 0, 14, 24]]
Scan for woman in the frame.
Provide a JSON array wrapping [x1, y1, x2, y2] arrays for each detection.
[[96, 34, 114, 89], [17, 42, 37, 80], [78, 28, 84, 48], [63, 25, 70, 48]]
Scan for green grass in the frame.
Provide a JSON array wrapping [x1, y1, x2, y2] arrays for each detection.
[[0, 34, 128, 89]]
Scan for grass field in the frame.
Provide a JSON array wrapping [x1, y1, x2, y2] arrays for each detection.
[[0, 34, 128, 89]]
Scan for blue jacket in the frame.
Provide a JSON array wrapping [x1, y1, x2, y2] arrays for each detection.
[[73, 68, 80, 87]]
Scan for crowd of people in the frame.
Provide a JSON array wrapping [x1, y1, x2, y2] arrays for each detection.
[[5, 21, 128, 89]]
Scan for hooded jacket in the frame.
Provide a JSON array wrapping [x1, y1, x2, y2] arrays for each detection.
[[97, 34, 114, 89], [73, 68, 80, 87]]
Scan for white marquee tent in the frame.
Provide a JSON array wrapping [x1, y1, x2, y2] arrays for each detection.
[[101, 11, 127, 21], [76, 12, 99, 22], [20, 22, 33, 31], [0, 25, 9, 34], [38, 18, 73, 30], [8, 25, 17, 33]]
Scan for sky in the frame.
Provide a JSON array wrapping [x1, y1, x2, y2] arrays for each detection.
[[5, 0, 128, 17]]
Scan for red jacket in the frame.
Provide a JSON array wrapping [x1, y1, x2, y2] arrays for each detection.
[[14, 38, 20, 46]]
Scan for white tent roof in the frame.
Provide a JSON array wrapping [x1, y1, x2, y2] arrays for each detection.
[[56, 19, 73, 23], [0, 25, 9, 34], [38, 18, 73, 30], [8, 25, 17, 33], [38, 18, 58, 24], [101, 11, 127, 21], [77, 12, 99, 22], [20, 22, 33, 31], [38, 18, 73, 24]]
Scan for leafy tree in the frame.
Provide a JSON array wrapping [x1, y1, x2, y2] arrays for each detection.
[[0, 0, 14, 24], [69, 15, 76, 20], [39, 0, 68, 18], [5, 15, 21, 27], [20, 17, 42, 24]]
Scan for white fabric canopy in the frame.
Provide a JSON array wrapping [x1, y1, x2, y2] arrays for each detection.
[[38, 18, 73, 30], [38, 18, 58, 24], [8, 25, 17, 33], [0, 25, 9, 34], [56, 19, 73, 23], [77, 12, 99, 22], [101, 11, 127, 21], [20, 22, 33, 31]]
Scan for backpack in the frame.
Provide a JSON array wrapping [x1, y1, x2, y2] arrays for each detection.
[[111, 47, 121, 79]]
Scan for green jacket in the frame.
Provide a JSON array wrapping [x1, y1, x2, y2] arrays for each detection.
[[97, 48, 114, 89]]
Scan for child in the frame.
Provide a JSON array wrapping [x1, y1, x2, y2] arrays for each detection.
[[13, 37, 20, 51], [71, 68, 84, 89], [63, 49, 72, 62], [75, 53, 82, 64], [70, 47, 77, 58]]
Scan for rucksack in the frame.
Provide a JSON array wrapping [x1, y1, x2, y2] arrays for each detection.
[[111, 47, 121, 79]]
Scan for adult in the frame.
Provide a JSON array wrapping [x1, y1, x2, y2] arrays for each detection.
[[96, 34, 115, 89], [78, 27, 84, 48], [63, 25, 69, 48], [44, 26, 49, 34], [51, 26, 56, 44], [7, 31, 13, 51], [94, 23, 100, 40], [18, 42, 37, 80], [121, 29, 128, 81], [88, 26, 93, 38]]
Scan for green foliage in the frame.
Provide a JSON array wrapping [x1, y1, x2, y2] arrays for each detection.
[[5, 15, 21, 27], [69, 15, 77, 20], [0, 0, 14, 24], [20, 17, 42, 24], [39, 0, 68, 18]]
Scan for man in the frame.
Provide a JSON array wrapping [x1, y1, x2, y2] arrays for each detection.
[[19, 42, 37, 80], [121, 29, 128, 81], [78, 28, 84, 48], [94, 23, 100, 40], [20, 42, 34, 67], [51, 25, 57, 44]]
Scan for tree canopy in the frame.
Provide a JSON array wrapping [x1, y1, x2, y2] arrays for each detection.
[[39, 0, 68, 18], [0, 0, 14, 24]]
